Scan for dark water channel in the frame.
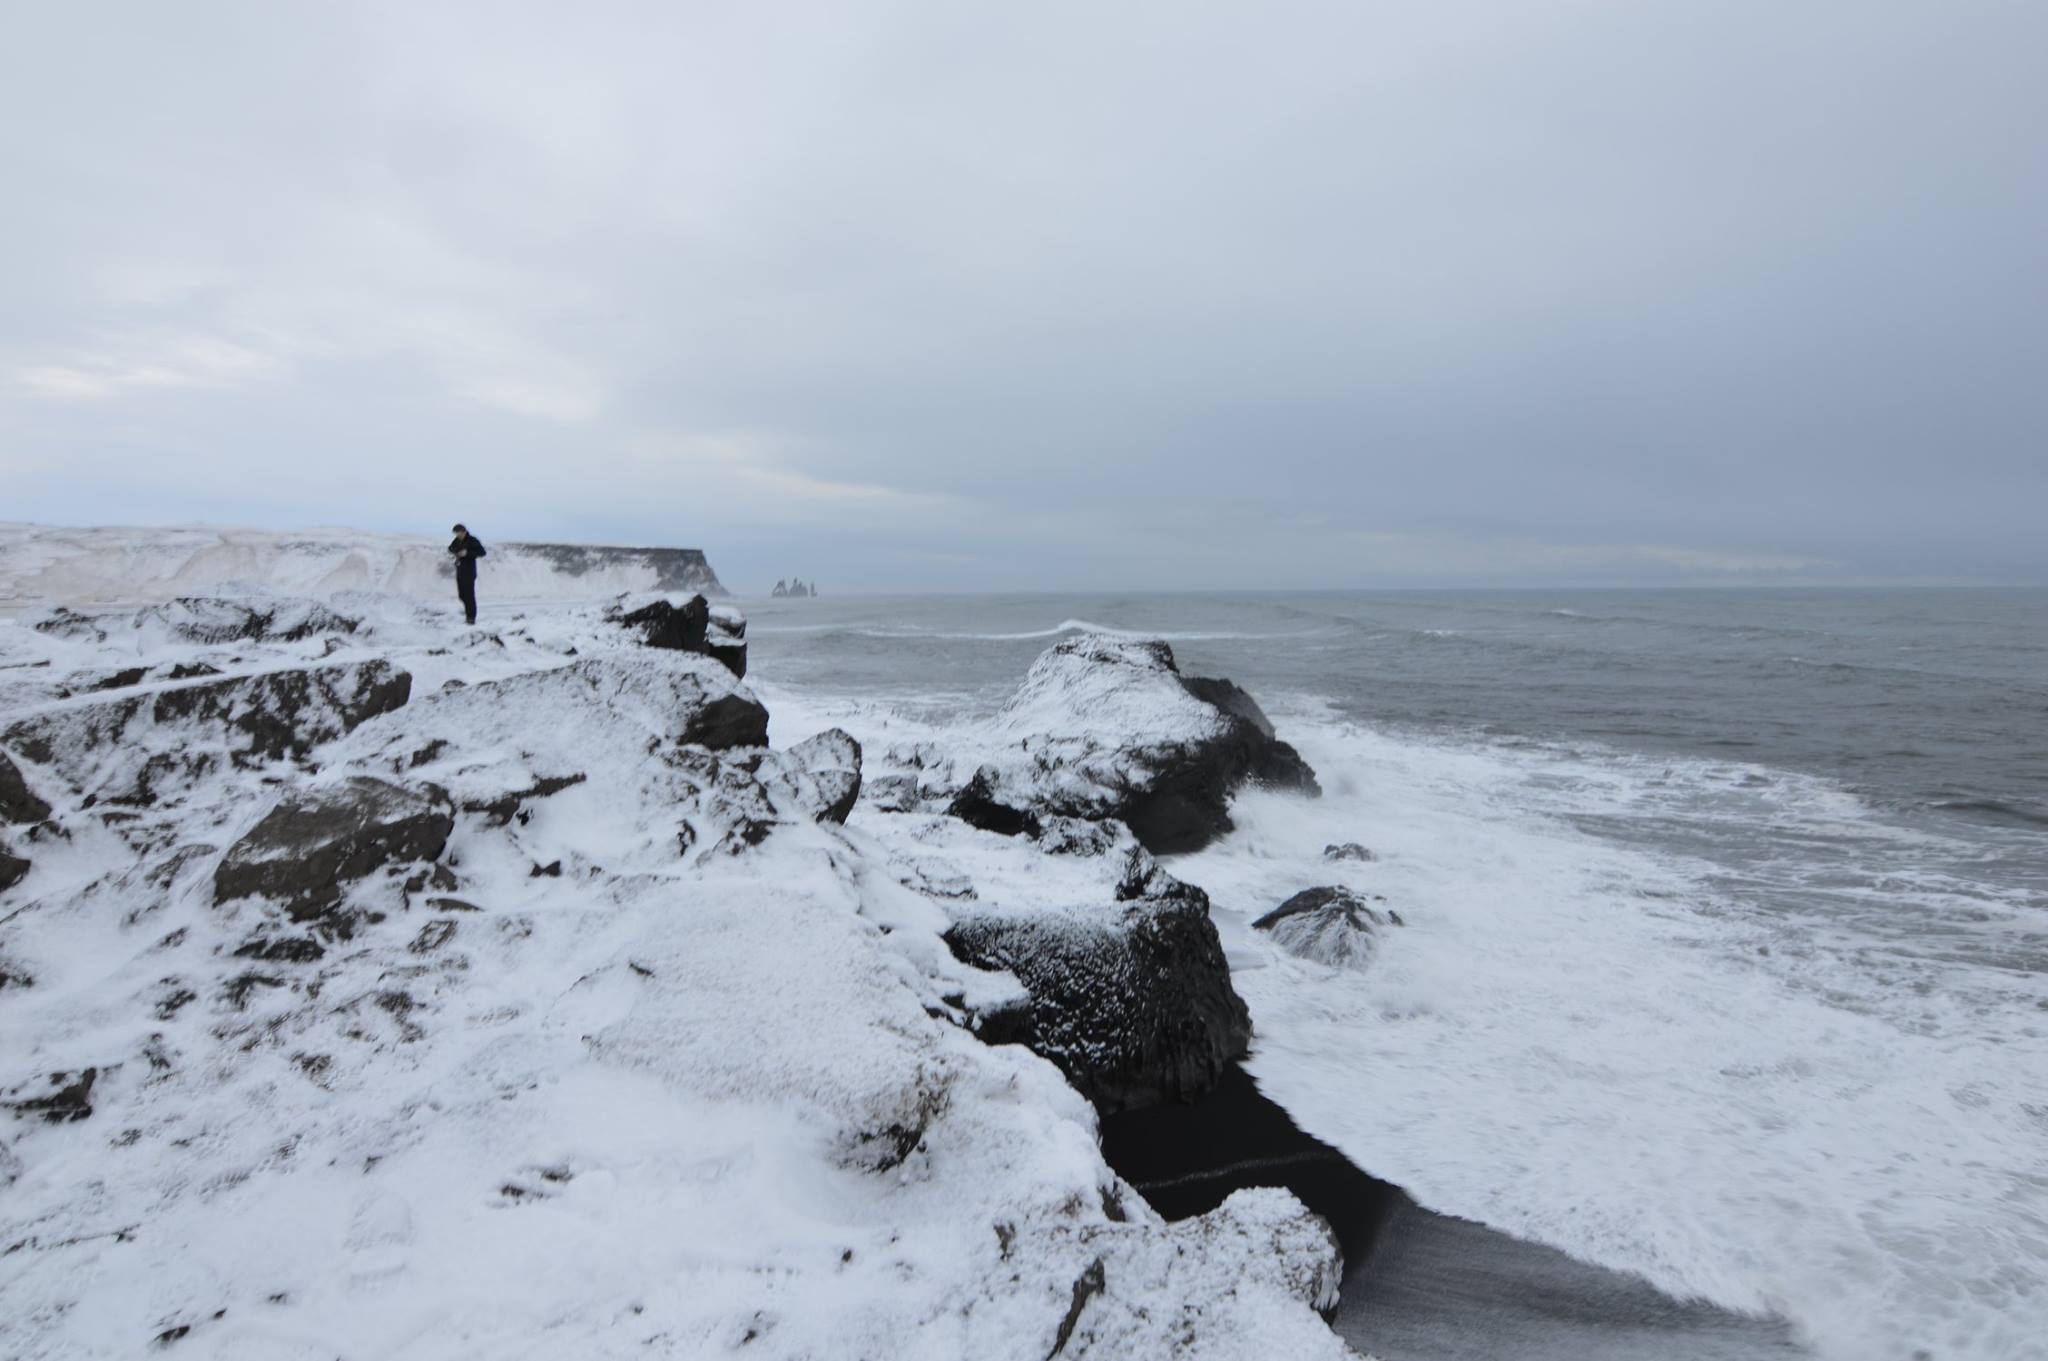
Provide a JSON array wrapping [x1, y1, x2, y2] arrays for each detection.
[[1098, 1066, 1806, 1361]]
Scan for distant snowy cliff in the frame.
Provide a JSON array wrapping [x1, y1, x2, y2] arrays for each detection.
[[0, 524, 726, 606]]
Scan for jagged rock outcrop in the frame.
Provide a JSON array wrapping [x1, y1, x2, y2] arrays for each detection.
[[947, 636, 1319, 854], [1323, 842, 1375, 863], [1253, 886, 1394, 970], [945, 849, 1252, 1113], [215, 777, 454, 927], [1, 661, 412, 808], [610, 594, 748, 679]]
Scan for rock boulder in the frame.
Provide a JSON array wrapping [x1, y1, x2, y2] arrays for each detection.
[[1252, 886, 1391, 970], [0, 749, 52, 825], [945, 850, 1251, 1112], [954, 636, 1319, 855], [215, 776, 454, 920]]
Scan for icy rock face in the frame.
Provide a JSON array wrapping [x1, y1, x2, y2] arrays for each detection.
[[945, 849, 1252, 1113], [0, 661, 412, 809], [608, 593, 748, 679], [1253, 887, 1392, 971], [0, 845, 27, 894], [951, 635, 1320, 854]]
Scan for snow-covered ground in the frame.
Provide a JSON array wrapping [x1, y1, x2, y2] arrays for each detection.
[[0, 591, 1353, 1360], [0, 524, 725, 607]]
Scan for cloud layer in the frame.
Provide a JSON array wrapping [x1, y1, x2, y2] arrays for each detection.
[[4, 1, 2044, 590]]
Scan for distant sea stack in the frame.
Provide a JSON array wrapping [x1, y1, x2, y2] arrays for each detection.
[[0, 525, 727, 604], [771, 578, 817, 598]]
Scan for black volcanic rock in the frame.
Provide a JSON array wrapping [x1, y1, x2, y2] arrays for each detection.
[[610, 595, 749, 679], [1323, 843, 1376, 863], [0, 749, 52, 825], [619, 595, 709, 653], [0, 844, 29, 895], [945, 855, 1251, 1113], [215, 776, 454, 920], [1253, 886, 1391, 970], [947, 767, 1043, 839], [953, 636, 1319, 855]]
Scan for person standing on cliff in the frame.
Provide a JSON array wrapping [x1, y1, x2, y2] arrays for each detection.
[[448, 523, 487, 625]]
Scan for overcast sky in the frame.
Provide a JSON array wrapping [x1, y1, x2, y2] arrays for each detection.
[[3, 1, 2044, 591]]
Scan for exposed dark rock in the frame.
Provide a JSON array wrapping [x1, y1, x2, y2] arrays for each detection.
[[462, 773, 586, 828], [233, 936, 327, 964], [0, 748, 52, 824], [611, 594, 749, 679], [0, 958, 33, 989], [1323, 843, 1377, 863], [214, 777, 453, 923], [706, 606, 748, 679], [1099, 1063, 1393, 1265], [85, 666, 149, 692], [787, 729, 861, 824], [1, 661, 412, 807], [6, 1068, 98, 1124], [1252, 887, 1391, 970], [618, 595, 709, 653], [948, 768, 1043, 839], [1034, 817, 1125, 857], [945, 867, 1251, 1113], [680, 689, 770, 751], [0, 845, 28, 895]]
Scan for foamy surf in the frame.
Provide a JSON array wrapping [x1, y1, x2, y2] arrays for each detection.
[[1180, 706, 2048, 1361]]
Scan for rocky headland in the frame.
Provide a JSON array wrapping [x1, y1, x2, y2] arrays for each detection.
[[0, 589, 1369, 1359]]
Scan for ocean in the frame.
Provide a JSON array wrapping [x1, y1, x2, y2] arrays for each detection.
[[746, 587, 2048, 1361]]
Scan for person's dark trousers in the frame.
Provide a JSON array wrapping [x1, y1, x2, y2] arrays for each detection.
[[457, 573, 477, 625]]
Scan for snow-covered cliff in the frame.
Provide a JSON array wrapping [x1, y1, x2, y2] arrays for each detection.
[[0, 524, 725, 606]]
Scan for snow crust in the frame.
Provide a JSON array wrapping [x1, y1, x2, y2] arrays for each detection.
[[0, 593, 1352, 1360]]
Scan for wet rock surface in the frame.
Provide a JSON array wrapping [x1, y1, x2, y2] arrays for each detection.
[[1254, 887, 1395, 971]]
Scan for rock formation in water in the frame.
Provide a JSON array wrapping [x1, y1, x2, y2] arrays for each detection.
[[946, 635, 1321, 854]]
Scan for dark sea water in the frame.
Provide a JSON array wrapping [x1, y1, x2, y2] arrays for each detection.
[[745, 588, 2048, 1361]]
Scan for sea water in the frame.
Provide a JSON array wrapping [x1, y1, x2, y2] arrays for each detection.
[[747, 588, 2048, 1361]]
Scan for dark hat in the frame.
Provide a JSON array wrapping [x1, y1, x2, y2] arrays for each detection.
[[451, 523, 466, 532]]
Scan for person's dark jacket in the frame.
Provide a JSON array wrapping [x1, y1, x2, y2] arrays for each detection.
[[449, 534, 487, 580]]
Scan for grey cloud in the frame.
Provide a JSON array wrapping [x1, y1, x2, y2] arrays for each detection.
[[3, 0, 2043, 590]]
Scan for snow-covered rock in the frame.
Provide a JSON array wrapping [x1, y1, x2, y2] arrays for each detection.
[[1, 660, 413, 812], [0, 591, 1361, 1360], [948, 635, 1321, 854]]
